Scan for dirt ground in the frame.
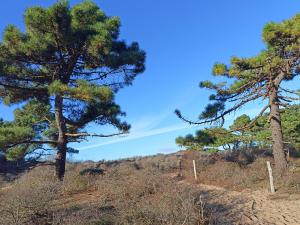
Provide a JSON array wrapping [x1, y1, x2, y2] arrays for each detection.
[[178, 179, 300, 225], [1, 151, 300, 225], [54, 172, 300, 225]]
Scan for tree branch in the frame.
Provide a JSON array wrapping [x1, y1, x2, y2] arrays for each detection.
[[175, 94, 262, 125], [279, 87, 299, 95], [5, 140, 57, 148], [65, 131, 128, 138], [230, 104, 270, 132]]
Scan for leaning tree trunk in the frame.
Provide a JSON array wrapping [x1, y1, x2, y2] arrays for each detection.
[[269, 87, 287, 176], [55, 95, 67, 180]]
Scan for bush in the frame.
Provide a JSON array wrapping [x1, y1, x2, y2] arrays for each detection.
[[5, 150, 298, 224], [46, 165, 212, 225], [79, 168, 104, 176], [92, 166, 209, 225], [0, 166, 60, 225], [63, 170, 94, 195]]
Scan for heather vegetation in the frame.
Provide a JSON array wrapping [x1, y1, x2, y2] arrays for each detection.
[[0, 155, 215, 225], [0, 150, 300, 225]]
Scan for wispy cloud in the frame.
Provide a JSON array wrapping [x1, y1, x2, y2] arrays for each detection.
[[78, 123, 190, 150], [78, 87, 200, 151], [130, 110, 171, 132]]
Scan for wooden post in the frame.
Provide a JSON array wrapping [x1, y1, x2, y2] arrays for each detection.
[[178, 159, 182, 177], [193, 160, 197, 181], [266, 161, 275, 194]]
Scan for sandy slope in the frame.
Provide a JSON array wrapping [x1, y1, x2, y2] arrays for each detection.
[[181, 180, 300, 225], [60, 175, 300, 225], [2, 171, 299, 224]]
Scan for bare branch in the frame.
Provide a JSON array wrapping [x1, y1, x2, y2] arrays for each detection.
[[6, 140, 57, 148], [230, 104, 270, 132], [175, 94, 262, 125], [279, 96, 300, 101], [65, 131, 128, 138], [279, 87, 299, 95]]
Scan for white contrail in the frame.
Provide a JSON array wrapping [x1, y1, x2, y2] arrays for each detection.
[[78, 123, 190, 150], [77, 89, 203, 151]]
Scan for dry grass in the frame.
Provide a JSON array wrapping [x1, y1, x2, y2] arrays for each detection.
[[181, 150, 300, 194], [0, 149, 299, 225], [190, 158, 269, 190], [0, 166, 60, 225], [0, 159, 213, 225]]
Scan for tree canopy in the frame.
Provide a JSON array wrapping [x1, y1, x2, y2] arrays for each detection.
[[176, 14, 300, 175], [176, 105, 300, 154], [0, 0, 145, 179]]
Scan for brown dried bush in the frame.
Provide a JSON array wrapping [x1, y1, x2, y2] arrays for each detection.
[[0, 166, 60, 225], [49, 165, 212, 225], [4, 149, 298, 224]]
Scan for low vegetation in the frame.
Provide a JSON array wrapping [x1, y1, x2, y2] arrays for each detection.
[[1, 149, 299, 225], [182, 149, 300, 194], [0, 160, 211, 225]]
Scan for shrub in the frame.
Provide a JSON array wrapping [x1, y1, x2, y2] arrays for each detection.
[[92, 166, 210, 225], [0, 166, 60, 225], [79, 168, 104, 176], [62, 170, 93, 195]]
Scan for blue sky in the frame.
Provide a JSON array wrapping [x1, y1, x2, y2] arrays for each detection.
[[0, 1, 299, 161]]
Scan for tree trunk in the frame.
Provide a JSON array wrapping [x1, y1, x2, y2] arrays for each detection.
[[269, 87, 287, 176], [55, 95, 67, 180]]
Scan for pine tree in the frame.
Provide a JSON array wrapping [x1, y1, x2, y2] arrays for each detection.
[[176, 127, 236, 151], [176, 105, 300, 156], [0, 1, 145, 179], [0, 100, 53, 161], [176, 15, 300, 175]]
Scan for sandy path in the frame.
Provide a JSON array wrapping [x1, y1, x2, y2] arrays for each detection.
[[3, 174, 297, 225], [58, 175, 300, 224], [182, 181, 300, 225]]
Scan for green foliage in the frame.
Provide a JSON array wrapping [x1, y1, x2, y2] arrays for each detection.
[[212, 63, 227, 76], [0, 0, 145, 163], [199, 102, 225, 122], [0, 125, 33, 149], [247, 105, 300, 150], [262, 14, 300, 51], [186, 14, 300, 126], [176, 127, 236, 151], [48, 79, 113, 103], [0, 100, 52, 160], [229, 114, 251, 132], [79, 168, 104, 176], [176, 13, 300, 175], [176, 105, 300, 152], [281, 105, 300, 149]]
